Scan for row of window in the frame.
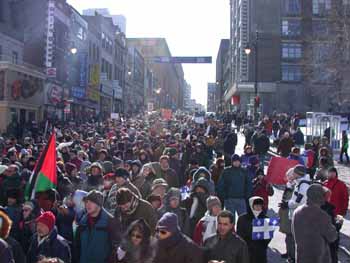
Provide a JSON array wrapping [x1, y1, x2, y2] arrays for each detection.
[[282, 19, 332, 38], [0, 45, 19, 64], [282, 0, 348, 16]]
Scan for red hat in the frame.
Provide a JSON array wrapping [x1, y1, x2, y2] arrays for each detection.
[[36, 211, 56, 232]]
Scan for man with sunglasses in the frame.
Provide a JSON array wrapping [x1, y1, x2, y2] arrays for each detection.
[[154, 212, 203, 263]]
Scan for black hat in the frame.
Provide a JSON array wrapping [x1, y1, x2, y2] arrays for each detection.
[[293, 165, 306, 177], [231, 154, 241, 162], [83, 190, 104, 207], [115, 168, 130, 179]]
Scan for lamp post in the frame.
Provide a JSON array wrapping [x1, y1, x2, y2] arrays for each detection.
[[244, 30, 259, 122]]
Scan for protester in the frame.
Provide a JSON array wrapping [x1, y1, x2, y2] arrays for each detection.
[[278, 132, 294, 158], [153, 212, 203, 263], [292, 184, 338, 263], [204, 210, 249, 263], [27, 211, 71, 263]]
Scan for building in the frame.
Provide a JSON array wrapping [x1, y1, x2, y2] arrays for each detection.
[[126, 38, 185, 111], [0, 0, 46, 133], [228, 0, 279, 114], [207, 83, 217, 112], [215, 39, 230, 112], [83, 9, 127, 34], [183, 81, 192, 111], [125, 47, 145, 115]]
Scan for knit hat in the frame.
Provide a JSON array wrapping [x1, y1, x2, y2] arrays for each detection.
[[83, 190, 104, 207], [36, 211, 56, 232], [293, 165, 306, 177], [206, 196, 221, 211], [147, 194, 162, 204], [23, 201, 35, 211], [307, 184, 327, 206], [103, 161, 113, 174], [231, 154, 241, 162], [115, 168, 130, 179], [166, 188, 181, 203], [131, 160, 142, 169], [156, 212, 179, 234], [112, 157, 123, 166], [0, 165, 8, 175], [151, 178, 169, 191]]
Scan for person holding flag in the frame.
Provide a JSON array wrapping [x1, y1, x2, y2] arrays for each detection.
[[237, 196, 276, 263]]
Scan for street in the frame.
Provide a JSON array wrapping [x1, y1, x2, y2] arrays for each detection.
[[235, 133, 350, 263]]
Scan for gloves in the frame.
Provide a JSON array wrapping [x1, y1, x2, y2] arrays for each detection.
[[278, 201, 289, 209], [117, 247, 126, 261]]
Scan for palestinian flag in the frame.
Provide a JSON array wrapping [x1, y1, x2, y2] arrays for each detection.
[[25, 132, 57, 200]]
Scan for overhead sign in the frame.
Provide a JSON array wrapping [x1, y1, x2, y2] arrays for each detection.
[[45, 0, 55, 68], [153, 56, 212, 64], [46, 68, 56, 78]]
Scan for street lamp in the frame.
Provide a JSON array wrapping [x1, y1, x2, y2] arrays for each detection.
[[244, 30, 259, 122], [70, 47, 78, 55]]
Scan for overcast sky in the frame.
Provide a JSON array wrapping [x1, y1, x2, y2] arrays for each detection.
[[67, 0, 230, 105]]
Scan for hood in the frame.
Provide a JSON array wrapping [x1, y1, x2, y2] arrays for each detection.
[[193, 167, 212, 182], [163, 188, 181, 208], [0, 210, 12, 239], [73, 190, 88, 213], [192, 177, 210, 193], [248, 196, 264, 218]]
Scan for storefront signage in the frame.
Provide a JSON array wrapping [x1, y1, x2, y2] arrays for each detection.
[[45, 0, 55, 68], [90, 64, 100, 87], [47, 83, 63, 105], [87, 86, 100, 102], [78, 52, 88, 88], [71, 86, 85, 99]]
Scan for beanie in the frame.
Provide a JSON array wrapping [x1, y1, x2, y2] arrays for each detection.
[[115, 168, 130, 179], [83, 190, 104, 207], [156, 212, 179, 234], [112, 157, 123, 166], [151, 178, 169, 191], [231, 154, 241, 162], [206, 196, 222, 211], [36, 211, 56, 232], [293, 165, 306, 177], [103, 161, 114, 174], [307, 184, 327, 206]]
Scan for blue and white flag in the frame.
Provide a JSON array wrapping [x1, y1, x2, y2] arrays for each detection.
[[180, 185, 190, 200], [252, 218, 280, 240]]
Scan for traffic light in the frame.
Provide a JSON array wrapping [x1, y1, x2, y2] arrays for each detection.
[[254, 96, 260, 108]]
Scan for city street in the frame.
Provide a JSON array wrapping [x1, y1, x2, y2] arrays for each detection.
[[235, 133, 350, 263]]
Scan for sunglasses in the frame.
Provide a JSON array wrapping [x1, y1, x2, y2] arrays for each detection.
[[131, 233, 143, 239], [156, 230, 168, 235]]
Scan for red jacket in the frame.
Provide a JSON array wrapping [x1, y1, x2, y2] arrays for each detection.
[[324, 178, 349, 216]]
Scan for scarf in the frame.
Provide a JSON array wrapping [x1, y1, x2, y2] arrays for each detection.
[[202, 212, 218, 242], [124, 196, 140, 216], [158, 231, 182, 249]]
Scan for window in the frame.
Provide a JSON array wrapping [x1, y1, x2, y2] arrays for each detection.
[[282, 43, 302, 59], [282, 19, 301, 37], [282, 64, 302, 81], [282, 0, 301, 15], [12, 51, 18, 64], [312, 20, 329, 37], [313, 0, 332, 15]]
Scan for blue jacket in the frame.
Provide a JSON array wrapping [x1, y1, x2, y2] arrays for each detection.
[[216, 166, 249, 200], [27, 227, 71, 263], [76, 208, 121, 263], [287, 154, 305, 165]]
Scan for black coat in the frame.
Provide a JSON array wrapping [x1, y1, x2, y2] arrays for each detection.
[[154, 232, 203, 263], [204, 232, 249, 263], [27, 228, 71, 263], [253, 134, 270, 155], [6, 237, 26, 263], [237, 211, 271, 263]]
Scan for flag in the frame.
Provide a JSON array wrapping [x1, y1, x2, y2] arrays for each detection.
[[180, 185, 190, 200], [25, 132, 57, 200], [265, 156, 299, 185], [252, 218, 280, 240]]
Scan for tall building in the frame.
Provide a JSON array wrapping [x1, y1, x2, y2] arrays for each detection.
[[183, 81, 192, 111], [83, 9, 127, 34], [216, 39, 230, 112], [127, 38, 185, 111], [207, 83, 217, 112]]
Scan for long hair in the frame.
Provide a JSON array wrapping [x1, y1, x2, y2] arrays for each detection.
[[125, 219, 152, 259]]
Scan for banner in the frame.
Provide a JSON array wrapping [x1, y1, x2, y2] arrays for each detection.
[[265, 157, 299, 185]]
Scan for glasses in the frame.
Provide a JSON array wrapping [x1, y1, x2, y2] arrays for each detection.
[[131, 233, 143, 239], [156, 230, 168, 235]]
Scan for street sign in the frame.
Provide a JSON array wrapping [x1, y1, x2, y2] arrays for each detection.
[[153, 56, 212, 64]]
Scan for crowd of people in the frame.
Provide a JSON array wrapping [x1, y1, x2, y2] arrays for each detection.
[[0, 111, 348, 263]]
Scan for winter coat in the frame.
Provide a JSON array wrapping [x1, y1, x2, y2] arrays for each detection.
[[204, 232, 249, 263], [324, 178, 349, 216], [209, 164, 223, 185], [252, 177, 273, 210], [288, 154, 305, 165], [54, 207, 75, 244], [81, 175, 104, 192], [118, 199, 158, 234], [224, 133, 238, 155], [0, 238, 14, 263], [130, 174, 151, 199], [216, 166, 249, 201], [253, 134, 270, 155], [169, 157, 182, 180], [237, 211, 271, 263], [6, 237, 26, 263], [278, 187, 293, 234], [106, 181, 141, 215], [154, 232, 203, 263], [292, 204, 337, 263], [288, 175, 311, 219], [75, 208, 121, 263], [293, 130, 305, 146], [27, 227, 71, 263], [160, 168, 179, 188], [193, 212, 217, 246], [192, 167, 215, 194]]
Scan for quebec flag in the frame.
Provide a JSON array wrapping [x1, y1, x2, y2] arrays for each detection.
[[252, 218, 280, 240], [180, 185, 190, 200]]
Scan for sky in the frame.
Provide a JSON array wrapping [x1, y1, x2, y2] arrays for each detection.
[[67, 0, 230, 105]]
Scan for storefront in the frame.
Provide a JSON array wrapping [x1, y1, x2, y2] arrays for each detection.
[[0, 62, 46, 133]]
